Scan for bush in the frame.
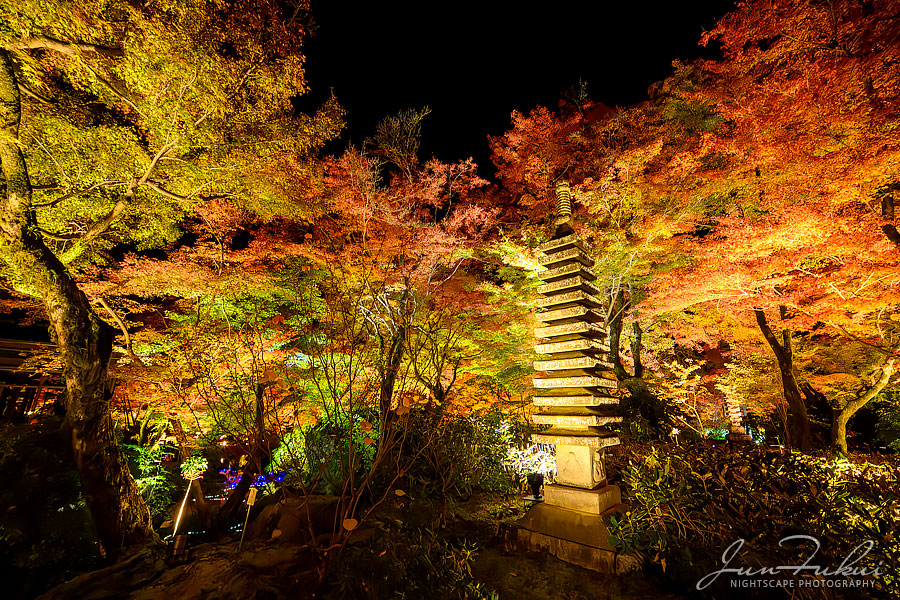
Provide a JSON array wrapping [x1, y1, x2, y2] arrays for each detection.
[[324, 525, 495, 599], [123, 442, 176, 522], [271, 409, 378, 495], [402, 409, 516, 499], [0, 421, 100, 599], [608, 443, 900, 598]]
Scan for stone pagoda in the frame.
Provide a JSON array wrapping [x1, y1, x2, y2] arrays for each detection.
[[516, 180, 623, 572]]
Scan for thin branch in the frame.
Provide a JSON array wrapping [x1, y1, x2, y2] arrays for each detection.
[[17, 83, 50, 103], [825, 320, 895, 356], [93, 296, 143, 363], [76, 58, 146, 119], [143, 180, 186, 201], [34, 180, 125, 209], [138, 142, 176, 187], [6, 35, 124, 58]]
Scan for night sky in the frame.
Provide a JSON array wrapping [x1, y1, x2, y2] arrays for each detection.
[[302, 1, 736, 174]]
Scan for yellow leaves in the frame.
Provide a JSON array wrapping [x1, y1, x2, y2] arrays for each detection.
[[342, 518, 358, 531], [295, 413, 318, 427], [358, 421, 376, 444], [395, 392, 416, 416], [259, 367, 278, 383]]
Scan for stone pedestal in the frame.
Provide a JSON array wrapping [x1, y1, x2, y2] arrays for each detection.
[[515, 204, 624, 572], [725, 399, 754, 443]]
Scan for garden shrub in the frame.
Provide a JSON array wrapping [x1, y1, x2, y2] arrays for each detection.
[[272, 409, 378, 495], [607, 443, 900, 598], [324, 524, 496, 599], [401, 409, 516, 499], [0, 421, 100, 599]]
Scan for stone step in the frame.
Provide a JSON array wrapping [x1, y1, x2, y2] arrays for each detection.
[[534, 339, 609, 356], [535, 321, 606, 340], [532, 394, 619, 407], [538, 276, 603, 297], [535, 290, 607, 311], [539, 262, 597, 284], [535, 306, 605, 324], [538, 247, 595, 269], [533, 356, 616, 372], [533, 411, 622, 427], [538, 233, 591, 255], [531, 428, 620, 448], [542, 484, 621, 515], [533, 375, 618, 390]]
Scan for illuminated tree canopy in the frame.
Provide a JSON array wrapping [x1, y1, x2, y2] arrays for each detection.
[[1, 1, 899, 598]]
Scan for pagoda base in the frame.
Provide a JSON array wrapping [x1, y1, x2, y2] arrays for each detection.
[[726, 432, 754, 444], [515, 499, 620, 572]]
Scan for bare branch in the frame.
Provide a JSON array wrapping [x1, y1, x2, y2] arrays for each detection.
[[17, 83, 50, 103], [34, 180, 125, 209], [6, 35, 124, 58], [93, 296, 142, 363]]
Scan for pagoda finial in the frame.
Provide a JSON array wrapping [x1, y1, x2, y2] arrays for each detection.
[[555, 180, 572, 217], [553, 179, 575, 237]]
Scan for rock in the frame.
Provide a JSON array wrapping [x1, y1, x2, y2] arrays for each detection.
[[244, 495, 340, 544]]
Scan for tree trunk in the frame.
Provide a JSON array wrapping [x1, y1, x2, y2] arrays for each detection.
[[0, 50, 152, 554], [607, 288, 629, 380], [606, 290, 666, 437], [630, 321, 644, 379], [754, 307, 812, 451], [218, 383, 267, 527], [378, 327, 406, 417], [832, 358, 895, 454], [881, 188, 900, 247]]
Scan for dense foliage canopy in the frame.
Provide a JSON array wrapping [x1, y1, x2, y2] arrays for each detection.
[[2, 0, 900, 598]]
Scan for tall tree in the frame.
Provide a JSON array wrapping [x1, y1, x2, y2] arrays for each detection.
[[0, 0, 340, 552], [0, 49, 153, 551]]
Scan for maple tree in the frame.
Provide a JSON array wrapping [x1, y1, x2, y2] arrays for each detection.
[[0, 0, 341, 552], [634, 0, 900, 451], [486, 0, 900, 453], [5, 1, 900, 595]]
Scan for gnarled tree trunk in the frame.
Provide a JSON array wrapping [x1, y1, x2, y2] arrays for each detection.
[[0, 50, 152, 555], [754, 307, 812, 451], [832, 358, 895, 455]]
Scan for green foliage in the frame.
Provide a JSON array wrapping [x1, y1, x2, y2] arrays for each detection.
[[403, 409, 516, 499], [608, 443, 900, 597], [662, 97, 724, 134], [874, 392, 900, 451], [325, 526, 492, 599], [180, 451, 208, 481], [122, 410, 176, 521], [275, 411, 378, 495], [3, 0, 343, 285], [122, 442, 176, 522]]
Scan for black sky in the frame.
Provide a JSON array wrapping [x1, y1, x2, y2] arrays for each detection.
[[305, 1, 736, 174]]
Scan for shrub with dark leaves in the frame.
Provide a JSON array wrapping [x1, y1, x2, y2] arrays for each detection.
[[607, 443, 899, 598]]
